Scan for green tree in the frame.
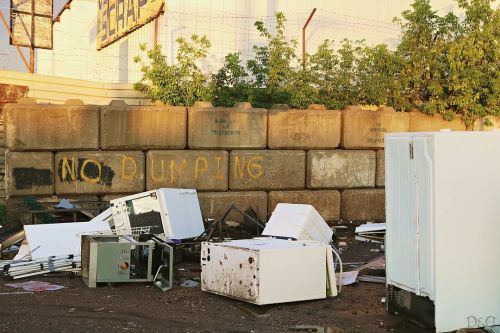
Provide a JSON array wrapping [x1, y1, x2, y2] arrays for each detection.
[[308, 39, 361, 109], [356, 43, 404, 107], [286, 58, 319, 109], [394, 0, 461, 114], [211, 52, 252, 107], [133, 34, 212, 106], [446, 0, 500, 127], [247, 12, 298, 106], [335, 39, 362, 108], [308, 40, 340, 109]]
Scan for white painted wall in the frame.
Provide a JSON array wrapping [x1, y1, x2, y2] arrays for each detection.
[[37, 0, 464, 83]]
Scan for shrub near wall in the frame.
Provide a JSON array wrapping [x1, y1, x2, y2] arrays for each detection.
[[4, 99, 481, 225]]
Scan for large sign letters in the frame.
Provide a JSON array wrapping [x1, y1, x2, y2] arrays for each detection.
[[97, 0, 164, 50]]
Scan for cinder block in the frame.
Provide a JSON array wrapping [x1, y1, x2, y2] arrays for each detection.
[[341, 189, 385, 222], [409, 111, 465, 132], [4, 100, 99, 151], [197, 191, 267, 223], [268, 190, 340, 222], [55, 151, 145, 194], [341, 106, 409, 149], [146, 150, 228, 191], [229, 150, 305, 190], [307, 150, 376, 189], [6, 151, 54, 196], [268, 106, 341, 149], [376, 150, 385, 187], [188, 102, 267, 149], [100, 101, 187, 149]]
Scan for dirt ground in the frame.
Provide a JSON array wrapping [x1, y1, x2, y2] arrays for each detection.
[[0, 225, 431, 333]]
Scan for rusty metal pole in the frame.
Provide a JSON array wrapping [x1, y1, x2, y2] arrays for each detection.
[[29, 46, 35, 73], [154, 3, 165, 47], [302, 8, 317, 69], [29, 0, 35, 73], [154, 17, 158, 46]]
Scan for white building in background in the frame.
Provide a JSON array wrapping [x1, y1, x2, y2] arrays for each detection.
[[36, 0, 459, 83]]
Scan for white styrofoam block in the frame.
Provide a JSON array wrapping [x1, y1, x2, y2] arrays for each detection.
[[262, 203, 333, 243]]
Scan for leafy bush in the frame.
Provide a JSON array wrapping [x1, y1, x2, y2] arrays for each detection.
[[133, 34, 212, 106], [393, 0, 499, 126], [211, 53, 252, 107]]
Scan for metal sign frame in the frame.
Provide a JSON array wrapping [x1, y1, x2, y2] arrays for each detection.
[[9, 0, 53, 50]]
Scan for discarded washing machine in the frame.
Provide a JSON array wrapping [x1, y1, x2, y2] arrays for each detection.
[[110, 188, 205, 240], [201, 204, 338, 305]]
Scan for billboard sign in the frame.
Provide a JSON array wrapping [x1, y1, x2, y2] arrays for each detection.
[[97, 0, 164, 50]]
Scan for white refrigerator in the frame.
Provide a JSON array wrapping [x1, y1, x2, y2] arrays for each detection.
[[385, 131, 500, 332]]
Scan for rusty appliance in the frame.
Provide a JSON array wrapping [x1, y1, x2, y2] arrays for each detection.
[[201, 238, 330, 305]]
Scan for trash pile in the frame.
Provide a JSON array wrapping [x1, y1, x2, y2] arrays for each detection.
[[0, 188, 344, 305], [0, 188, 205, 290]]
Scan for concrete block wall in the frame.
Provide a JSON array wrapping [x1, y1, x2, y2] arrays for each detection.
[[4, 100, 483, 224], [4, 99, 99, 151]]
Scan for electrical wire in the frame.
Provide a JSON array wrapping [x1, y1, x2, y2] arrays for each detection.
[[331, 244, 343, 293]]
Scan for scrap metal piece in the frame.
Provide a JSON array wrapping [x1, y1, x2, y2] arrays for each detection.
[[151, 235, 173, 292]]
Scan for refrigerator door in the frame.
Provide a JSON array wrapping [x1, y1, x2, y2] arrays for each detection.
[[386, 136, 419, 292], [412, 137, 434, 298], [432, 132, 500, 332]]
